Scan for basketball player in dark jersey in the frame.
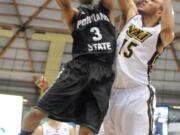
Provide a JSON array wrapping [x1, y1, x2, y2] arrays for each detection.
[[19, 0, 116, 135]]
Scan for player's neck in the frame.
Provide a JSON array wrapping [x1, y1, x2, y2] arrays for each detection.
[[142, 15, 160, 27]]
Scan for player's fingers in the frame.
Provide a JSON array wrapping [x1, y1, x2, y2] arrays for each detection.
[[43, 79, 48, 83], [35, 79, 40, 85], [41, 75, 45, 81]]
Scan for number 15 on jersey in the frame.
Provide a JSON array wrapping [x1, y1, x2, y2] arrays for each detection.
[[119, 39, 138, 58]]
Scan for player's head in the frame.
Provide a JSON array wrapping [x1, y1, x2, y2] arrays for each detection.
[[79, 0, 93, 4], [138, 0, 163, 17]]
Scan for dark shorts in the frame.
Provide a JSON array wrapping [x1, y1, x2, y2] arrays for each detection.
[[35, 57, 115, 133]]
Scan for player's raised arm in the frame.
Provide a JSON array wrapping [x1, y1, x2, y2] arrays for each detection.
[[118, 0, 137, 23], [100, 0, 115, 25], [160, 0, 175, 48], [56, 0, 78, 32]]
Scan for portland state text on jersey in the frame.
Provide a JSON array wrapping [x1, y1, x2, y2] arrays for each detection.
[[88, 26, 112, 52], [77, 13, 110, 29]]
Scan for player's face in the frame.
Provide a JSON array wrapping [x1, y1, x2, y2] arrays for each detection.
[[79, 0, 93, 4], [138, 0, 163, 16]]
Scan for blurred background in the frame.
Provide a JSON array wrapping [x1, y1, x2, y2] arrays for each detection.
[[0, 0, 179, 134]]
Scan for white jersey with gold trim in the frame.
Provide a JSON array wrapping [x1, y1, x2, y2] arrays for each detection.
[[113, 15, 161, 89]]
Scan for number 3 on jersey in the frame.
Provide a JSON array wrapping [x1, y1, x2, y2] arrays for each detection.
[[119, 39, 138, 58], [90, 27, 102, 41]]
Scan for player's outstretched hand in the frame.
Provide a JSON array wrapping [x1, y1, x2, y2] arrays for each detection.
[[35, 76, 48, 92]]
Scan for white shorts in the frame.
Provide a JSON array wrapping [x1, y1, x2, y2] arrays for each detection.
[[104, 85, 156, 135]]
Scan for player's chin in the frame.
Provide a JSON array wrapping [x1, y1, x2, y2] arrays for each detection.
[[137, 8, 144, 14], [138, 3, 145, 10]]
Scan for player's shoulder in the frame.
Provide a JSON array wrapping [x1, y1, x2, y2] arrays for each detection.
[[125, 14, 142, 26], [130, 14, 142, 22]]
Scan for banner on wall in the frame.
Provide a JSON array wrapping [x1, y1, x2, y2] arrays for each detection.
[[155, 107, 169, 135], [0, 94, 23, 135]]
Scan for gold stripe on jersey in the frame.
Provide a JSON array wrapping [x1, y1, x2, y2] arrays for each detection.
[[147, 51, 160, 82], [147, 85, 155, 135], [127, 24, 152, 43]]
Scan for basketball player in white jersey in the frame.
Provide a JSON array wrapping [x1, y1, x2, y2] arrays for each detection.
[[33, 119, 74, 135], [104, 0, 174, 135]]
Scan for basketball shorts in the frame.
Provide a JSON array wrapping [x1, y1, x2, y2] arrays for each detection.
[[104, 85, 156, 135], [35, 57, 115, 133]]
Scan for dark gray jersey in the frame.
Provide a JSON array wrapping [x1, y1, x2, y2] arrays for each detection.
[[72, 2, 116, 64]]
